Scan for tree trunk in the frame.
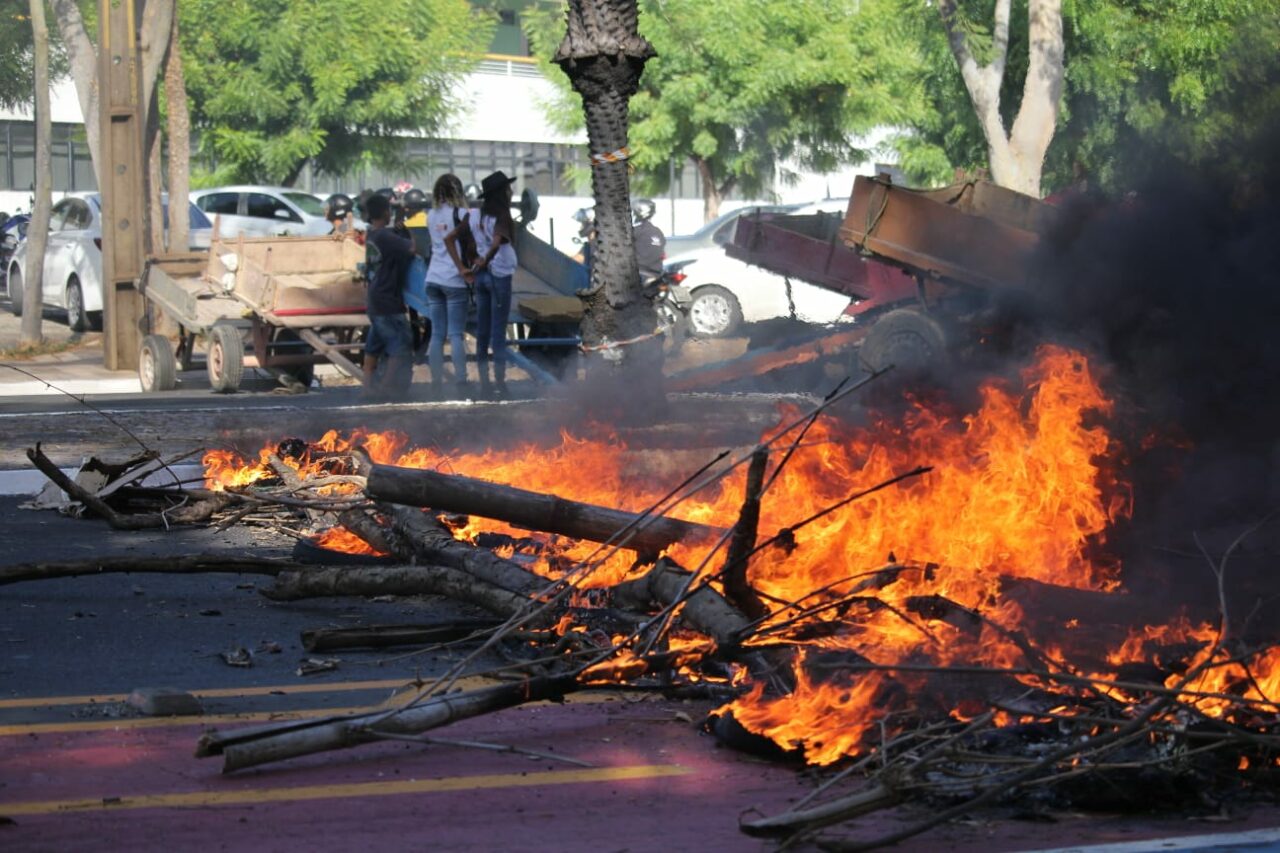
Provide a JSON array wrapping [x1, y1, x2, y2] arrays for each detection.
[[365, 463, 722, 555], [553, 1, 660, 370], [612, 557, 751, 650], [48, 0, 175, 190], [164, 14, 190, 253], [21, 0, 52, 344], [695, 158, 722, 222], [938, 0, 1063, 197], [265, 564, 537, 619]]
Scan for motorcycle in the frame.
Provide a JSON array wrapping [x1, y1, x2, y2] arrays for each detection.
[[0, 213, 30, 291], [644, 259, 694, 349]]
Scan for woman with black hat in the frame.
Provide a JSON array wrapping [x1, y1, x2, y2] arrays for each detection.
[[470, 170, 518, 398]]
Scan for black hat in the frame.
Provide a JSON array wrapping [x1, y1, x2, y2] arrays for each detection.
[[479, 170, 517, 199]]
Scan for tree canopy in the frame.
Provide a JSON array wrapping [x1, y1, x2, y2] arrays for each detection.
[[529, 0, 926, 219], [890, 0, 1280, 193], [0, 0, 65, 111], [179, 0, 493, 186]]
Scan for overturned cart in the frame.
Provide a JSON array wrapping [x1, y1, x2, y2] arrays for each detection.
[[689, 177, 1060, 389], [138, 235, 369, 392]]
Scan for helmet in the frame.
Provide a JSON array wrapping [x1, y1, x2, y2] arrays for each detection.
[[631, 198, 656, 223], [402, 188, 429, 212], [464, 183, 482, 204], [572, 207, 595, 225], [323, 193, 353, 221]]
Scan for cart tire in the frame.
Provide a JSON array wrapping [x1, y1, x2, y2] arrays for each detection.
[[139, 335, 177, 392], [207, 324, 245, 393], [858, 308, 948, 376]]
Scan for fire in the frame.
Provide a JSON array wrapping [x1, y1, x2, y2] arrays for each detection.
[[204, 346, 1151, 764]]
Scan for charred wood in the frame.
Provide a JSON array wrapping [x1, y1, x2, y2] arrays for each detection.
[[721, 448, 769, 620], [613, 556, 751, 650], [197, 672, 582, 772], [264, 564, 535, 619], [0, 554, 303, 586], [26, 444, 235, 529], [301, 620, 502, 652], [366, 463, 722, 554]]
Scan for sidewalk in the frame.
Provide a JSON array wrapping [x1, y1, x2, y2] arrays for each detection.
[[0, 309, 142, 396]]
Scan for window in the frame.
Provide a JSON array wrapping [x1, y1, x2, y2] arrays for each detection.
[[282, 192, 325, 217], [198, 192, 239, 216], [71, 135, 95, 191], [60, 199, 92, 231], [10, 123, 34, 192], [47, 199, 72, 231], [51, 126, 71, 191], [0, 124, 9, 189], [247, 193, 299, 221]]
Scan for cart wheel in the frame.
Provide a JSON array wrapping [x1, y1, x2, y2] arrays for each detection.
[[207, 324, 245, 393], [858, 308, 948, 376], [139, 335, 177, 392]]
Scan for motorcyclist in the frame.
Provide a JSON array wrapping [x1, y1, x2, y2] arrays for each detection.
[[632, 198, 665, 282], [571, 207, 595, 270], [323, 193, 355, 235]]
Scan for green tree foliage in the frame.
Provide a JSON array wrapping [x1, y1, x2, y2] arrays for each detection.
[[529, 0, 926, 218], [893, 0, 1280, 193], [180, 0, 493, 185], [0, 0, 65, 111]]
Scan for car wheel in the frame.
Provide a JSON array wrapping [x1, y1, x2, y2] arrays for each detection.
[[139, 334, 178, 392], [7, 266, 22, 317], [66, 277, 100, 332], [207, 324, 245, 393], [687, 285, 743, 338], [857, 308, 948, 376]]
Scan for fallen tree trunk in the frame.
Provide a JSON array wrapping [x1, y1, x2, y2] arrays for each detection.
[[264, 564, 536, 619], [382, 504, 549, 596], [613, 557, 751, 649], [366, 463, 722, 554], [301, 620, 502, 652], [197, 672, 581, 772], [0, 554, 303, 586]]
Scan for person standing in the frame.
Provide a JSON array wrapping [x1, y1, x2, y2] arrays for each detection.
[[471, 170, 518, 399], [425, 174, 476, 398], [360, 193, 414, 400]]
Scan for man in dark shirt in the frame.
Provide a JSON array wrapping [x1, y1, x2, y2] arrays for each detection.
[[361, 193, 415, 399], [632, 198, 666, 282]]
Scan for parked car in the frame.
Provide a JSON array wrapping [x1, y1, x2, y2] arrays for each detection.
[[4, 193, 212, 332], [666, 241, 854, 339], [191, 186, 330, 238], [664, 203, 802, 257]]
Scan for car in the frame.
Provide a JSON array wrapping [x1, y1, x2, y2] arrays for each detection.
[[190, 186, 330, 238], [664, 203, 802, 257], [4, 193, 212, 332], [667, 242, 855, 339]]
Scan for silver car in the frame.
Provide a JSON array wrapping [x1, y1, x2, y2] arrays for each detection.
[[191, 186, 330, 238], [4, 193, 212, 332]]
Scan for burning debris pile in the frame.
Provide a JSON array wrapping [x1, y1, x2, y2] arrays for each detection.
[[14, 346, 1280, 847]]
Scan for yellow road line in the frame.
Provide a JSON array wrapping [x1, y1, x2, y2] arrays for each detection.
[[0, 691, 617, 737], [0, 705, 375, 737], [0, 764, 690, 816], [0, 677, 482, 710]]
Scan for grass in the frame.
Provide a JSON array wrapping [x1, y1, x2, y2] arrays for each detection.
[[0, 337, 87, 361]]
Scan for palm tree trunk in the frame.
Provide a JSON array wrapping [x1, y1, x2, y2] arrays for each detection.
[[553, 1, 657, 354], [22, 0, 52, 345]]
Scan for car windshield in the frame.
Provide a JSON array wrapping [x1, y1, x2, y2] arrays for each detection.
[[283, 192, 325, 217], [88, 195, 212, 229]]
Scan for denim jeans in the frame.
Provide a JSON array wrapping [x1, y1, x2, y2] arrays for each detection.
[[474, 271, 513, 381], [426, 283, 469, 384]]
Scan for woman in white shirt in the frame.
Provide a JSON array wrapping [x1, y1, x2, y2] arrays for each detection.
[[424, 174, 476, 397], [471, 170, 519, 398]]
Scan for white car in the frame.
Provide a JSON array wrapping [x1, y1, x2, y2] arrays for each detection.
[[5, 193, 212, 332], [667, 245, 854, 338], [191, 186, 330, 238]]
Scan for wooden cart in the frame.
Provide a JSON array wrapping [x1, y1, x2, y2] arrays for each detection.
[[138, 234, 369, 393]]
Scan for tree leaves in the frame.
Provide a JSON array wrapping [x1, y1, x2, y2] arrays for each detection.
[[180, 0, 493, 185]]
